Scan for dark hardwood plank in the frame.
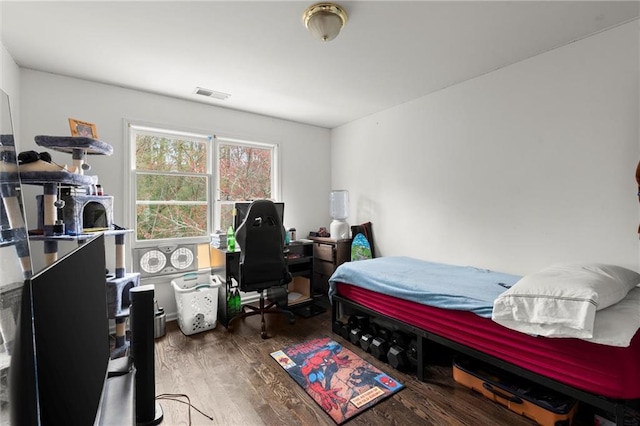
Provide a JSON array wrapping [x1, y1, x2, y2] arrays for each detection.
[[154, 310, 545, 425]]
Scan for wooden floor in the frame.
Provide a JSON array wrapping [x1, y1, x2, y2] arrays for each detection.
[[154, 308, 557, 426]]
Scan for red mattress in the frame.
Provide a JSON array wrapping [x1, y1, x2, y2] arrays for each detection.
[[336, 282, 640, 399]]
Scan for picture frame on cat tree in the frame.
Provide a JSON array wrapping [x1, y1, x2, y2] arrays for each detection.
[[68, 118, 98, 138]]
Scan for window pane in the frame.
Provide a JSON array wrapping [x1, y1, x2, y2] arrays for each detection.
[[219, 144, 272, 201], [137, 174, 207, 202], [136, 204, 208, 240], [135, 134, 207, 173], [219, 203, 234, 231]]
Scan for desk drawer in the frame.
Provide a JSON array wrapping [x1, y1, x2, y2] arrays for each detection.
[[314, 259, 335, 277], [314, 243, 335, 262]]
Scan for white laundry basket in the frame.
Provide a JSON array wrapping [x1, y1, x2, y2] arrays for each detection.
[[171, 273, 222, 336]]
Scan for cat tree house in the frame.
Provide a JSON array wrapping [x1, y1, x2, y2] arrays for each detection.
[[19, 135, 139, 355]]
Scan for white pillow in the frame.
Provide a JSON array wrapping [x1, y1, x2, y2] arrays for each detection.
[[585, 287, 640, 347], [492, 263, 640, 339]]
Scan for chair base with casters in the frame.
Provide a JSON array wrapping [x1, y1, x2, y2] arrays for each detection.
[[229, 289, 296, 339]]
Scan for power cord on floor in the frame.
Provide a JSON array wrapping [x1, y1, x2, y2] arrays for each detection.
[[155, 393, 214, 425]]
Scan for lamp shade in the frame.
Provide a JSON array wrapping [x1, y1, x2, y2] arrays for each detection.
[[303, 3, 348, 42]]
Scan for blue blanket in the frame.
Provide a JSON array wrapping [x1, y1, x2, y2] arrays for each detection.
[[328, 256, 521, 318]]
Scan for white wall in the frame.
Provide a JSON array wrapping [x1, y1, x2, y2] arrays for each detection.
[[1, 43, 20, 127], [332, 21, 640, 275], [18, 70, 331, 314]]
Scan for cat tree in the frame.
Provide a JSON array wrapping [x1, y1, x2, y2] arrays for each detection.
[[19, 135, 139, 356]]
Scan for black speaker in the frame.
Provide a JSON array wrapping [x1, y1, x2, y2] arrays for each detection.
[[130, 285, 163, 425]]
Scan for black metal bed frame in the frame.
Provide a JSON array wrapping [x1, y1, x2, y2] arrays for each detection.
[[332, 294, 639, 426]]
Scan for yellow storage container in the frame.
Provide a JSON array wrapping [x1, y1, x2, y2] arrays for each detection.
[[453, 357, 578, 426]]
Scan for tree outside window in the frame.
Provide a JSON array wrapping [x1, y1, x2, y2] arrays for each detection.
[[216, 137, 278, 231], [131, 126, 211, 241], [129, 126, 278, 241]]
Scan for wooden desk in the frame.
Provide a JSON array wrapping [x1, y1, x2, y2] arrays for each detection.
[[213, 240, 324, 328]]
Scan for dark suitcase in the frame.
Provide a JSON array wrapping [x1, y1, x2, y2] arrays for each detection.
[[453, 356, 578, 426]]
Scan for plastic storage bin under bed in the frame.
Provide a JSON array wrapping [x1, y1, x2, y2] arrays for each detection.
[[452, 356, 578, 426]]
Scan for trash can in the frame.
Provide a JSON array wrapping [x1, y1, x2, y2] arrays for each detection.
[[154, 300, 166, 339], [171, 273, 222, 336]]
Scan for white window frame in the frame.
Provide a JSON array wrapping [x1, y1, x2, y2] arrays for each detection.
[[214, 135, 281, 231], [126, 120, 213, 247]]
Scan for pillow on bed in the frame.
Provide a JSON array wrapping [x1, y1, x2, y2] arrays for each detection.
[[492, 263, 640, 338]]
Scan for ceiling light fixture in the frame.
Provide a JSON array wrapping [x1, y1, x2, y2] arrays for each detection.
[[303, 2, 348, 42]]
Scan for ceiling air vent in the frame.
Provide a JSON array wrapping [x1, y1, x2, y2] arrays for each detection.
[[194, 87, 230, 100]]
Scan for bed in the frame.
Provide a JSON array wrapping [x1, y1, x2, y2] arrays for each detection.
[[328, 256, 640, 425]]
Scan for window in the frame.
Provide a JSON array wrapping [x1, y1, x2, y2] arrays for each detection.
[[128, 125, 279, 242], [129, 124, 211, 242], [216, 136, 279, 231]]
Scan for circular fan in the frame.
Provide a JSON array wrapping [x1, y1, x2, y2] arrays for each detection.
[[139, 249, 167, 274], [170, 246, 195, 270]]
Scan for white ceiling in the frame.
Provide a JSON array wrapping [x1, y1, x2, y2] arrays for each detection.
[[1, 1, 638, 129]]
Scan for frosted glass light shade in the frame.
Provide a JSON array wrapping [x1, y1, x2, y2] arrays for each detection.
[[307, 12, 343, 41], [330, 190, 349, 220], [303, 3, 348, 42]]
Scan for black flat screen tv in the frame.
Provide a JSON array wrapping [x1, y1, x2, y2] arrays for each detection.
[[10, 234, 109, 425]]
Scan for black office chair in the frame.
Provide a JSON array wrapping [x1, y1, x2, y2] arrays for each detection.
[[231, 199, 295, 339]]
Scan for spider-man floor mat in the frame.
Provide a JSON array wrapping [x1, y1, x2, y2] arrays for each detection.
[[270, 337, 404, 424]]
